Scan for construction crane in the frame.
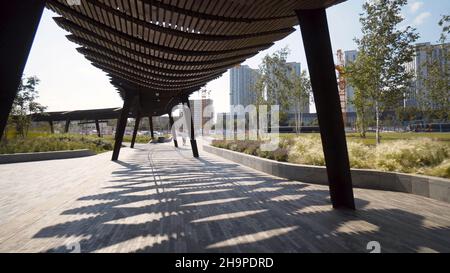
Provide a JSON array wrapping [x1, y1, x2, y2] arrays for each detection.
[[335, 49, 347, 125], [201, 88, 211, 100], [200, 88, 211, 134]]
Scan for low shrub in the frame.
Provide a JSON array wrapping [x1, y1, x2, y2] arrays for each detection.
[[243, 141, 260, 156], [211, 139, 228, 149], [0, 134, 114, 154], [347, 141, 375, 169], [287, 136, 325, 166], [374, 139, 449, 173], [210, 135, 450, 179], [272, 148, 289, 162], [424, 160, 450, 178]]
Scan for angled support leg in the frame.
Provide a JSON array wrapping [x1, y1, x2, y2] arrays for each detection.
[[0, 1, 46, 140], [149, 116, 155, 139], [65, 120, 70, 133], [49, 121, 54, 134], [296, 8, 355, 209], [182, 96, 199, 158], [95, 119, 101, 137], [168, 112, 178, 148], [223, 113, 227, 140], [130, 114, 141, 148], [112, 92, 135, 161]]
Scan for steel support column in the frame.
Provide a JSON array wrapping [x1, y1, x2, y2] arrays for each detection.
[[0, 1, 46, 140], [223, 113, 227, 140], [130, 114, 141, 148], [182, 96, 199, 158], [296, 8, 355, 209], [112, 91, 135, 161], [168, 112, 178, 148], [64, 120, 70, 133], [95, 119, 101, 137], [149, 116, 154, 139], [49, 121, 54, 134]]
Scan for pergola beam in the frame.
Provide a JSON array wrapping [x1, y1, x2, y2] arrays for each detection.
[[68, 35, 257, 68], [78, 47, 246, 78], [86, 55, 227, 84], [104, 70, 213, 92], [52, 16, 275, 58]]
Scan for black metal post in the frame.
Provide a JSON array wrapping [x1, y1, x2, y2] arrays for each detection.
[[149, 116, 154, 139], [223, 113, 226, 140], [112, 91, 134, 161], [130, 114, 141, 148], [296, 8, 355, 209], [0, 1, 46, 140], [95, 119, 101, 137], [64, 120, 70, 133], [168, 112, 178, 148], [49, 121, 54, 134], [182, 96, 199, 158]]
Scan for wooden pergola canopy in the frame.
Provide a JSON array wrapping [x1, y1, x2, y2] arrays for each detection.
[[47, 0, 344, 115]]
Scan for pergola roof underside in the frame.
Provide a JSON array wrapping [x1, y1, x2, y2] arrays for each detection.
[[47, 0, 344, 115]]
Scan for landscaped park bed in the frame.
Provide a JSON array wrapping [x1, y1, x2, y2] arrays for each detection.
[[0, 134, 114, 155], [204, 143, 450, 204], [211, 133, 450, 179], [0, 130, 174, 156]]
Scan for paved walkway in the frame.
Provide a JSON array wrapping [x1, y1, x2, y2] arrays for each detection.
[[0, 142, 449, 253]]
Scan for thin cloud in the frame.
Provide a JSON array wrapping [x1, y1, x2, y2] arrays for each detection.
[[410, 1, 424, 14], [413, 11, 431, 25]]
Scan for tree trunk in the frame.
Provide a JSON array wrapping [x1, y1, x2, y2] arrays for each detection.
[[375, 101, 381, 145], [299, 111, 303, 134], [361, 106, 367, 138], [296, 101, 301, 134]]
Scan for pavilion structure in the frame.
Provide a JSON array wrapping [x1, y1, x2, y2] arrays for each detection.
[[0, 0, 354, 209]]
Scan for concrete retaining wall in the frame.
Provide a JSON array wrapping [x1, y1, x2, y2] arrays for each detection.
[[204, 145, 450, 204], [0, 149, 96, 164]]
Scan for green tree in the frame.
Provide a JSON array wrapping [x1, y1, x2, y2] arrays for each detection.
[[254, 47, 292, 122], [348, 0, 419, 144], [439, 15, 450, 42], [8, 76, 47, 138], [289, 70, 311, 133], [346, 52, 375, 137]]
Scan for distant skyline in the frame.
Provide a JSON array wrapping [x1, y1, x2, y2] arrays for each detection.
[[23, 0, 450, 114]]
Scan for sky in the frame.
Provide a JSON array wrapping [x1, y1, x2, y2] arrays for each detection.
[[23, 0, 450, 114]]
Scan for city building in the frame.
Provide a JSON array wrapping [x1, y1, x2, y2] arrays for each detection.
[[286, 62, 310, 114], [405, 42, 450, 108], [229, 65, 258, 111], [229, 62, 308, 126], [343, 43, 449, 112], [189, 99, 214, 135]]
